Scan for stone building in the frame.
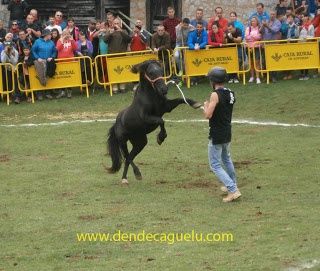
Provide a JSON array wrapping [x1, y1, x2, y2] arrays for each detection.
[[1, 0, 278, 30]]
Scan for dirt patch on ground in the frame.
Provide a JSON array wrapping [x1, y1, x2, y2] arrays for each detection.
[[234, 159, 271, 169], [177, 180, 217, 189], [0, 154, 10, 163]]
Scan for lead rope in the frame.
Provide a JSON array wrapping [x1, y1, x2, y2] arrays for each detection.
[[166, 80, 190, 106]]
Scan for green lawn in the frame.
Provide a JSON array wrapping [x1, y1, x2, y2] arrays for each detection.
[[0, 78, 320, 270]]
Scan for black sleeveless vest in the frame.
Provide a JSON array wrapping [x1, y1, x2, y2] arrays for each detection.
[[209, 87, 235, 144]]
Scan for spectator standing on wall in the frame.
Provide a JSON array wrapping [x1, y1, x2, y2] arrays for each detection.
[[163, 6, 181, 49], [276, 0, 291, 19], [7, 0, 29, 25], [21, 14, 41, 43], [190, 8, 208, 30], [0, 20, 7, 43], [65, 17, 80, 41], [248, 3, 270, 24], [29, 9, 42, 31], [229, 12, 245, 39], [45, 16, 62, 34], [54, 11, 67, 30], [208, 7, 229, 32]]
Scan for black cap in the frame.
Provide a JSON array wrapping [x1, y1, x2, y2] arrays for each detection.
[[41, 29, 52, 37], [207, 66, 227, 84]]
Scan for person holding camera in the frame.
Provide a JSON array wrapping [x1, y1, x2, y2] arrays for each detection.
[[55, 29, 77, 98], [104, 18, 131, 93], [1, 41, 19, 103]]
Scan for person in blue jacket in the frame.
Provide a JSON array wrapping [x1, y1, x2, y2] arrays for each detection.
[[31, 29, 56, 99], [187, 21, 208, 50]]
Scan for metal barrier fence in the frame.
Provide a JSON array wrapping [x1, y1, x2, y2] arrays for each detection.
[[16, 56, 93, 103], [173, 43, 250, 88], [253, 38, 320, 84], [0, 63, 15, 105], [94, 49, 172, 95]]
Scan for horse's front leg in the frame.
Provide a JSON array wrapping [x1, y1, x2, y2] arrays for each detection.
[[165, 98, 202, 112], [143, 115, 167, 145]]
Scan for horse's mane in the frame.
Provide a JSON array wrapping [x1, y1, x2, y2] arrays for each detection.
[[131, 60, 162, 75]]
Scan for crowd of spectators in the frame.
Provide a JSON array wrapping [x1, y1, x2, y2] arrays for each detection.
[[0, 0, 320, 104]]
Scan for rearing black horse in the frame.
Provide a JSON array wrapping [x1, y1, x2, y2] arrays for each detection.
[[107, 60, 201, 184]]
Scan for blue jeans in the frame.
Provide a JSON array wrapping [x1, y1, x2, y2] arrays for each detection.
[[208, 141, 237, 193]]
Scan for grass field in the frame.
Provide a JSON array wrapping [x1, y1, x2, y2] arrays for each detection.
[[0, 78, 320, 270]]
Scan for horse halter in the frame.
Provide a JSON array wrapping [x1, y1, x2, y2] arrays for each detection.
[[144, 73, 165, 88]]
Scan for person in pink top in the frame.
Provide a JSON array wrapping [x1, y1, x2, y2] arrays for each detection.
[[245, 16, 262, 84]]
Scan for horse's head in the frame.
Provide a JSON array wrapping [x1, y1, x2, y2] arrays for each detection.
[[132, 60, 168, 96]]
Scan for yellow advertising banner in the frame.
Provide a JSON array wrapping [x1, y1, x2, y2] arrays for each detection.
[[184, 47, 239, 76], [265, 41, 320, 71], [106, 53, 158, 84], [29, 61, 82, 90]]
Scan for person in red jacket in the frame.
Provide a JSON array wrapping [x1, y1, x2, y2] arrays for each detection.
[[312, 8, 320, 37], [56, 30, 77, 98], [56, 29, 77, 59], [208, 7, 229, 32], [130, 24, 148, 52], [208, 21, 224, 47]]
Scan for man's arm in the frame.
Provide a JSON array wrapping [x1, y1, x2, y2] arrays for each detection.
[[203, 91, 219, 119]]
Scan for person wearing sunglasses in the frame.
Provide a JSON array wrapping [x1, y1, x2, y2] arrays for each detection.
[[54, 11, 67, 30]]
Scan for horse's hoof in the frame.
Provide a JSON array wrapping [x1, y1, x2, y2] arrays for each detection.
[[157, 133, 167, 145], [192, 102, 203, 109], [157, 137, 163, 145], [121, 179, 129, 185]]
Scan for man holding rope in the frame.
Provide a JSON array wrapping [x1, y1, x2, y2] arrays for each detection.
[[203, 67, 241, 203]]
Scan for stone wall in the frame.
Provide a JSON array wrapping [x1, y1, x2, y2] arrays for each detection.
[[0, 3, 10, 24], [182, 0, 278, 24], [129, 0, 279, 29]]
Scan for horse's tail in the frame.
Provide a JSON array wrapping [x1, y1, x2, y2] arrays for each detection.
[[107, 124, 122, 173]]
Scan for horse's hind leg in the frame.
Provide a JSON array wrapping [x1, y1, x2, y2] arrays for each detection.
[[128, 135, 148, 180], [120, 142, 130, 184]]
